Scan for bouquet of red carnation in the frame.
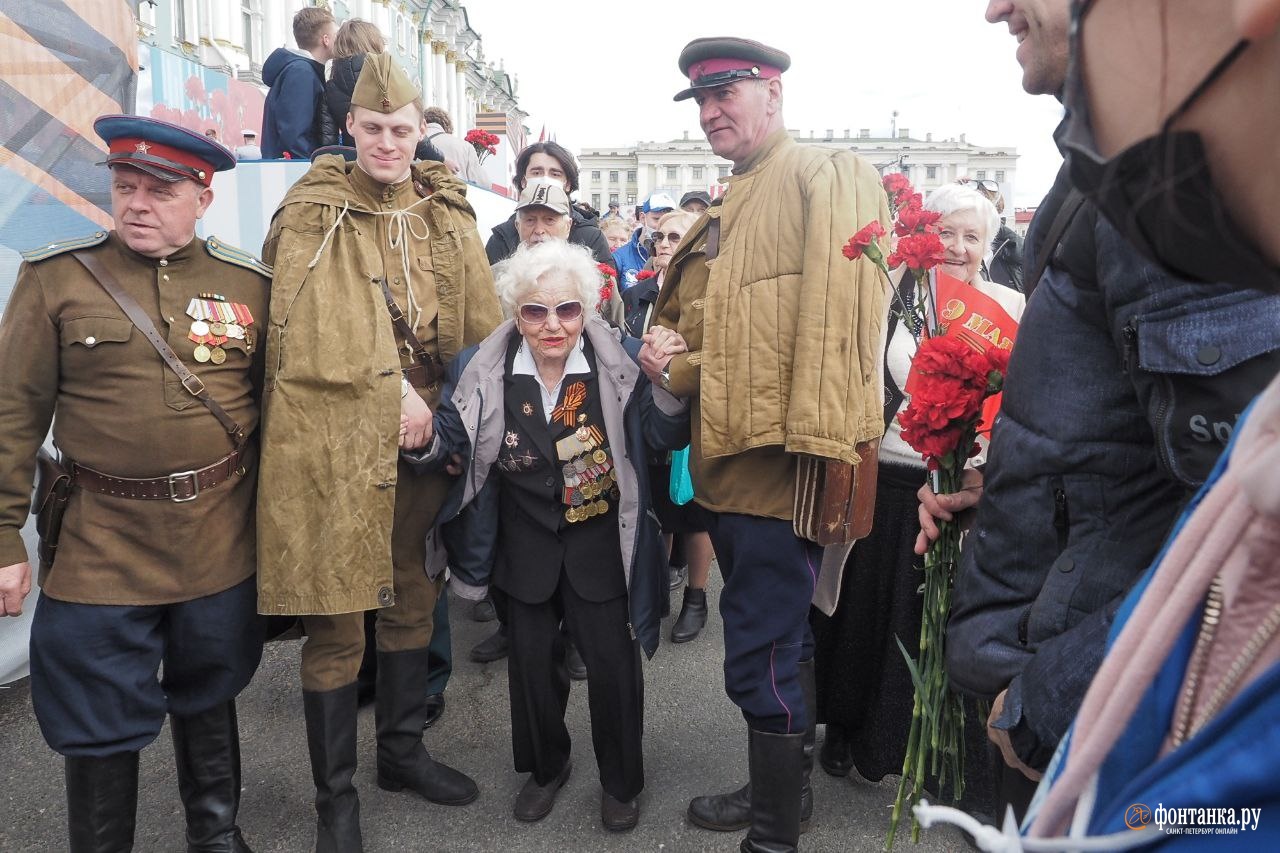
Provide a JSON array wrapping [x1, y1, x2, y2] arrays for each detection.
[[596, 263, 617, 311], [845, 172, 1014, 849], [886, 336, 1010, 849], [464, 128, 499, 163], [635, 269, 657, 282]]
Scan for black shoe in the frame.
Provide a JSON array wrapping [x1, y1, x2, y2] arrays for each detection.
[[303, 684, 363, 853], [422, 694, 446, 731], [565, 641, 588, 681], [469, 625, 509, 663], [819, 724, 854, 778], [670, 587, 708, 643], [601, 790, 639, 832], [472, 598, 497, 623], [687, 782, 751, 832], [65, 752, 139, 853], [513, 761, 571, 822], [668, 564, 688, 591], [742, 729, 805, 853], [375, 649, 479, 806], [171, 701, 253, 852]]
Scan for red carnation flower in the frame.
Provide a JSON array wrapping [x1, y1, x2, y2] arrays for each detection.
[[842, 220, 886, 261], [894, 204, 942, 237], [888, 231, 945, 272], [636, 270, 657, 281]]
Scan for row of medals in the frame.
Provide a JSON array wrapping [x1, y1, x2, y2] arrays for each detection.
[[186, 295, 254, 364], [562, 430, 618, 525]]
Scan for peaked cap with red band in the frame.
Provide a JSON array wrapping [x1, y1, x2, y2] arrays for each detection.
[[673, 37, 791, 102], [94, 114, 236, 186]]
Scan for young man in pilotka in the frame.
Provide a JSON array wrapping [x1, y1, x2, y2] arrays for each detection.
[[640, 37, 889, 853], [256, 53, 501, 852]]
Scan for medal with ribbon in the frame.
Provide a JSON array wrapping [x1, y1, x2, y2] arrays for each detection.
[[551, 382, 587, 428]]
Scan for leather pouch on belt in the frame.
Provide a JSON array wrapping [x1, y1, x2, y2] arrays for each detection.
[[32, 447, 73, 572]]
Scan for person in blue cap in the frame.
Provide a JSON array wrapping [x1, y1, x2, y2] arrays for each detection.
[[613, 191, 676, 289], [0, 114, 271, 851]]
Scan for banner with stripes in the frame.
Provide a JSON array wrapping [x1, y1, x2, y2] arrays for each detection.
[[0, 0, 136, 314]]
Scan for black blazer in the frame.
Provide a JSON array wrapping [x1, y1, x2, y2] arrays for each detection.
[[491, 338, 626, 605]]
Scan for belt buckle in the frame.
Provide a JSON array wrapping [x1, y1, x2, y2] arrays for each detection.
[[167, 470, 200, 502]]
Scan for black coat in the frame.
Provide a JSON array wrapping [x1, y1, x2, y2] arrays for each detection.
[[486, 207, 617, 273]]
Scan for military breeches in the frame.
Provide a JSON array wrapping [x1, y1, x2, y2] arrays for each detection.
[[705, 511, 819, 734], [299, 464, 451, 691], [30, 576, 264, 756]]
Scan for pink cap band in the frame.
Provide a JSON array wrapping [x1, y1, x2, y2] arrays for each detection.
[[688, 57, 783, 82]]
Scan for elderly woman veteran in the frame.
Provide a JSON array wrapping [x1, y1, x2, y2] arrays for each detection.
[[408, 240, 689, 830], [811, 182, 1023, 817]]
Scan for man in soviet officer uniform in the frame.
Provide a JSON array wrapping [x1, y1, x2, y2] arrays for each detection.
[[256, 53, 501, 852], [0, 116, 270, 851], [640, 37, 889, 852]]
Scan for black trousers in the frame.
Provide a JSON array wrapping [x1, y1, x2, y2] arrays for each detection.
[[504, 569, 644, 802]]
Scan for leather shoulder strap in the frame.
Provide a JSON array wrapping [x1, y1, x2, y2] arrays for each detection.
[[377, 275, 441, 377], [1025, 188, 1084, 301], [71, 251, 246, 448]]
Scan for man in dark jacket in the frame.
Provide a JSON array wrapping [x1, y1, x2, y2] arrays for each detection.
[[260, 7, 336, 160], [919, 0, 1280, 809], [484, 141, 615, 274]]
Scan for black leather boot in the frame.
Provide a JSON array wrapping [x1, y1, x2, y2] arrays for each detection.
[[687, 661, 816, 833], [65, 752, 139, 853], [374, 648, 479, 806], [798, 658, 817, 829], [670, 587, 708, 643], [741, 729, 805, 853], [303, 684, 363, 853], [171, 701, 253, 852]]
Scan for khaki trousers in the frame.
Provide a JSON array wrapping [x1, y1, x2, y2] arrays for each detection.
[[299, 463, 451, 691]]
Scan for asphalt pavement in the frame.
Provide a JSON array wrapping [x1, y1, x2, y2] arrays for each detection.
[[0, 572, 968, 852]]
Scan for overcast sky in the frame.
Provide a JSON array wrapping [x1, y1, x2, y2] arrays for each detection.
[[463, 0, 1064, 208]]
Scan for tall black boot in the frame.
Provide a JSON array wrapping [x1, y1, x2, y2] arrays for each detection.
[[798, 658, 817, 830], [65, 752, 139, 853], [741, 729, 805, 853], [671, 587, 708, 643], [687, 662, 816, 833], [374, 648, 479, 805], [303, 684, 363, 853], [171, 701, 253, 852]]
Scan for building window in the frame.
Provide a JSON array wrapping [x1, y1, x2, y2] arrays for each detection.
[[692, 166, 703, 180], [609, 170, 619, 182], [995, 170, 1006, 182], [718, 165, 730, 178], [592, 193, 600, 209], [926, 165, 938, 179], [609, 193, 619, 205], [626, 169, 636, 183], [175, 0, 188, 42], [626, 193, 635, 204], [666, 166, 677, 181], [975, 170, 987, 180], [592, 170, 601, 181]]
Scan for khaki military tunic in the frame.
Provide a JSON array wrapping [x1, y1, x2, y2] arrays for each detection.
[[0, 232, 270, 604], [656, 213, 796, 521]]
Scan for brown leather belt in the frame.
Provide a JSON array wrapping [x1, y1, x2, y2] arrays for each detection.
[[71, 448, 246, 502]]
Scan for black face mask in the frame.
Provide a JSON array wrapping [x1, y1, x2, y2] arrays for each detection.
[[1059, 0, 1280, 291]]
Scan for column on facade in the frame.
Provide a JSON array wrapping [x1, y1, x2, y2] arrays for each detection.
[[432, 44, 447, 111], [453, 60, 466, 134], [419, 33, 432, 109]]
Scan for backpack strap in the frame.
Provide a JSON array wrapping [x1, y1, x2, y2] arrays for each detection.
[[1025, 188, 1084, 300]]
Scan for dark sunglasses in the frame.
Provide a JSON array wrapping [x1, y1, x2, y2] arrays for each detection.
[[652, 231, 684, 245], [518, 300, 583, 324]]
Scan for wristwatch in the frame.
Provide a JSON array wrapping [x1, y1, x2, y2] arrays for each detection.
[[659, 363, 672, 392], [401, 377, 412, 399]]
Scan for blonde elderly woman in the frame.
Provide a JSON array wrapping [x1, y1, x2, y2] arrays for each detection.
[[620, 210, 717, 642], [408, 240, 688, 830], [810, 183, 1024, 819]]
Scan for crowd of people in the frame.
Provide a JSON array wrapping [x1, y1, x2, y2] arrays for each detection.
[[0, 2, 1277, 852]]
